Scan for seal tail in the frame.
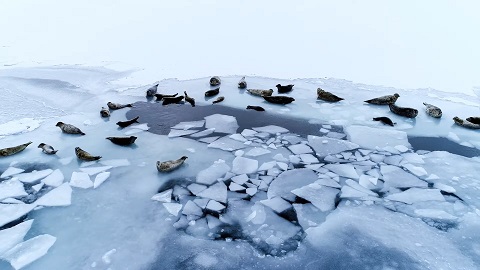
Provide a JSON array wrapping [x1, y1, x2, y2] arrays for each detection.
[[133, 116, 140, 123], [51, 150, 58, 154], [127, 104, 133, 107], [81, 132, 86, 135]]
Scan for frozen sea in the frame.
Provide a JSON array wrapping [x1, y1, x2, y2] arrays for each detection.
[[0, 65, 480, 270]]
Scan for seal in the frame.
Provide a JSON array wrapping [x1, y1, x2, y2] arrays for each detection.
[[317, 88, 344, 102], [210, 76, 221, 86], [184, 91, 195, 107], [205, 87, 220, 97], [75, 147, 101, 161], [276, 84, 294, 93], [117, 116, 139, 128], [56, 122, 85, 135], [453, 117, 480, 129], [423, 102, 442, 118], [154, 93, 178, 101], [157, 156, 188, 172], [106, 136, 137, 146], [107, 102, 133, 110], [364, 93, 400, 105], [389, 103, 418, 118], [238, 77, 247, 89], [247, 89, 273, 97], [466, 117, 480, 125], [263, 95, 295, 105], [0, 142, 32, 157], [38, 143, 58, 154], [373, 117, 395, 126], [213, 96, 225, 104], [146, 83, 159, 97], [246, 105, 265, 111], [163, 96, 184, 105], [100, 107, 110, 118]]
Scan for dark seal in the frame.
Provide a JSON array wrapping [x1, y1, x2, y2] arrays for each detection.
[[389, 103, 418, 118], [106, 136, 137, 146], [246, 105, 265, 111], [317, 88, 344, 102], [205, 87, 220, 97], [373, 117, 395, 126], [263, 95, 295, 105], [116, 116, 139, 128], [276, 84, 294, 93]]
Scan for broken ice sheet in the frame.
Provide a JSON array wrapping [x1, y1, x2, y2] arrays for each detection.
[[168, 129, 198, 138], [16, 169, 53, 184], [69, 172, 93, 189], [207, 136, 246, 151], [171, 120, 205, 130], [204, 114, 239, 133], [345, 125, 410, 150], [0, 179, 27, 201], [292, 183, 339, 211], [196, 161, 230, 185], [308, 135, 358, 157], [385, 188, 445, 204], [3, 234, 56, 270], [268, 168, 318, 201], [0, 204, 36, 228], [0, 219, 34, 255], [34, 183, 72, 207], [252, 125, 289, 134]]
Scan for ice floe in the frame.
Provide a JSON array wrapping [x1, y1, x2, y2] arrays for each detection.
[[204, 114, 239, 134], [34, 183, 72, 207]]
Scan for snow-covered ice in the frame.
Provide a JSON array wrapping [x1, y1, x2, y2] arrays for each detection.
[[93, 172, 111, 189], [2, 234, 56, 270], [0, 179, 27, 201], [34, 183, 72, 207], [231, 156, 258, 174], [69, 172, 93, 189], [41, 169, 64, 187], [0, 204, 35, 228], [0, 220, 33, 255], [204, 114, 239, 134], [345, 125, 410, 149]]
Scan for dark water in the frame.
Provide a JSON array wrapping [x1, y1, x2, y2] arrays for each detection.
[[127, 101, 479, 158]]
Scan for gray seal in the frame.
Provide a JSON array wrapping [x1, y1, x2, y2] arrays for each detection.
[[210, 76, 221, 86], [38, 143, 58, 154], [56, 122, 85, 135], [263, 95, 295, 105], [423, 102, 442, 118], [317, 88, 344, 102], [107, 102, 133, 110], [373, 117, 395, 126], [238, 77, 247, 89], [100, 107, 110, 118], [146, 83, 159, 97], [75, 147, 101, 161], [213, 96, 225, 104], [162, 96, 184, 105], [453, 117, 480, 129], [389, 103, 418, 118], [184, 91, 195, 107], [247, 89, 273, 97], [0, 142, 32, 157], [365, 93, 400, 105], [157, 156, 188, 172], [276, 84, 294, 93], [205, 87, 220, 97], [106, 136, 137, 146]]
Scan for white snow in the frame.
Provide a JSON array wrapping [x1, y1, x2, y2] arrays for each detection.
[[204, 114, 239, 134], [345, 125, 410, 150], [0, 219, 34, 256], [196, 161, 230, 185], [2, 234, 56, 270], [1, 167, 25, 179], [41, 169, 64, 187], [34, 183, 72, 207], [385, 188, 445, 204], [93, 172, 111, 189], [231, 156, 258, 174], [69, 172, 93, 189], [0, 204, 36, 228], [0, 179, 27, 201]]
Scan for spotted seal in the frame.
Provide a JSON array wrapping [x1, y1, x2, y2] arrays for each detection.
[[56, 122, 85, 135], [365, 93, 400, 105], [107, 102, 133, 110], [106, 136, 137, 146], [373, 117, 395, 126], [213, 96, 225, 104], [184, 91, 195, 107], [238, 77, 247, 89], [205, 87, 220, 97], [317, 88, 344, 102], [466, 117, 480, 125], [75, 147, 101, 161], [423, 102, 442, 118], [38, 143, 58, 154], [453, 117, 480, 129], [154, 93, 178, 101], [146, 83, 159, 97], [100, 107, 110, 118], [247, 89, 273, 97], [263, 95, 295, 105], [210, 76, 221, 86], [246, 105, 265, 111], [276, 84, 294, 93], [389, 103, 418, 118], [157, 156, 188, 172], [163, 96, 184, 105], [0, 142, 32, 157], [116, 116, 139, 128]]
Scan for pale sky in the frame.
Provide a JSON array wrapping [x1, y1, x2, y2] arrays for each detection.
[[1, 0, 479, 95]]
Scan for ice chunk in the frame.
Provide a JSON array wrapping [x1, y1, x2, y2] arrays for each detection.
[[162, 203, 182, 216], [187, 183, 207, 195], [207, 136, 246, 151], [0, 204, 35, 228], [380, 165, 427, 188], [345, 125, 410, 149], [241, 129, 257, 137], [384, 155, 403, 166], [324, 164, 359, 179], [17, 169, 53, 184], [100, 159, 130, 167], [206, 215, 222, 229], [79, 166, 112, 176], [3, 234, 56, 270], [259, 197, 291, 213], [168, 129, 198, 138], [0, 220, 33, 256], [231, 156, 258, 174], [292, 183, 339, 211], [190, 128, 215, 138], [41, 169, 64, 187], [0, 179, 27, 201], [345, 179, 378, 197], [288, 144, 313, 154], [358, 174, 378, 189], [401, 153, 425, 164], [151, 189, 172, 203], [433, 183, 456, 193], [193, 198, 209, 209], [246, 187, 257, 196], [1, 198, 24, 204], [385, 188, 445, 204], [316, 177, 342, 188], [204, 114, 239, 134], [206, 200, 225, 212], [102, 249, 117, 265], [69, 172, 93, 189], [308, 135, 358, 157], [447, 132, 460, 142], [93, 172, 111, 189], [299, 154, 318, 164], [194, 253, 218, 268], [1, 167, 25, 179], [276, 162, 288, 171], [171, 120, 205, 130], [339, 186, 372, 199], [252, 125, 288, 134], [414, 209, 457, 221], [229, 133, 248, 142], [258, 161, 276, 171], [245, 147, 271, 157], [231, 174, 248, 185], [229, 182, 245, 192], [0, 118, 40, 136], [394, 145, 409, 153], [273, 153, 288, 162], [34, 183, 72, 207], [268, 168, 318, 201], [403, 164, 427, 177], [289, 155, 302, 164], [182, 200, 203, 216], [198, 182, 228, 203], [128, 123, 149, 131], [199, 136, 219, 144], [196, 161, 230, 185]]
